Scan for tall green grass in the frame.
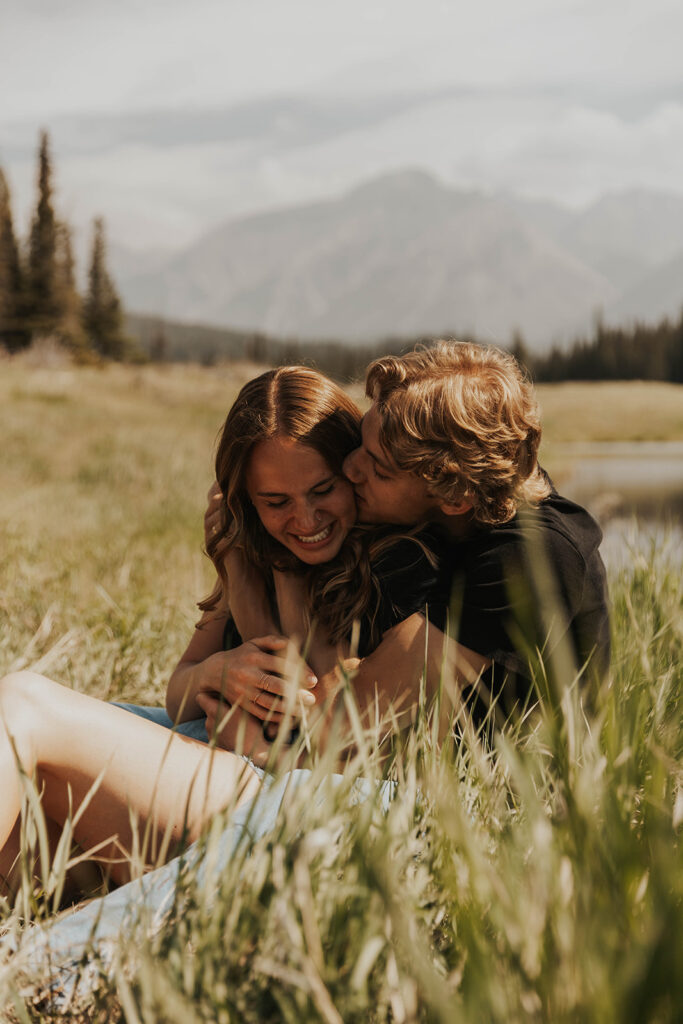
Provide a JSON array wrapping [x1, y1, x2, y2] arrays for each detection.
[[1, 358, 681, 1021]]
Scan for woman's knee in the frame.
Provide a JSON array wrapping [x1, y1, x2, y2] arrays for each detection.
[[0, 671, 55, 765], [0, 670, 53, 709]]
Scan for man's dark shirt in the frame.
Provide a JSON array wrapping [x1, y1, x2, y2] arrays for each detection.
[[425, 487, 610, 722]]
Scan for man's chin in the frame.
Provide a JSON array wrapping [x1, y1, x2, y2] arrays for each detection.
[[354, 494, 379, 523], [356, 509, 386, 524]]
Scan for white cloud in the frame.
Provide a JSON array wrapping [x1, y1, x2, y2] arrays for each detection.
[[4, 0, 683, 120], [3, 0, 683, 253]]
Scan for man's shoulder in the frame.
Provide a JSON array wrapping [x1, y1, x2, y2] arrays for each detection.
[[446, 489, 606, 589], [521, 489, 604, 568], [449, 489, 602, 563]]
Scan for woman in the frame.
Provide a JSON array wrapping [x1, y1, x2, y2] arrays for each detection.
[[0, 367, 441, 902], [119, 365, 444, 761]]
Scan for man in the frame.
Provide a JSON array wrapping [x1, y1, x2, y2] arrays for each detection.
[[196, 340, 609, 736], [340, 340, 610, 726]]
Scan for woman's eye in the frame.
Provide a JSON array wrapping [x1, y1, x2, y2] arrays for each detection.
[[312, 483, 334, 497], [265, 499, 288, 508]]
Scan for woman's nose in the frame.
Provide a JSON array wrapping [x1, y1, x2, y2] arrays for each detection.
[[343, 447, 363, 482], [291, 502, 320, 532]]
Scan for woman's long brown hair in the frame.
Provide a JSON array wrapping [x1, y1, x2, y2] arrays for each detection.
[[201, 366, 435, 647]]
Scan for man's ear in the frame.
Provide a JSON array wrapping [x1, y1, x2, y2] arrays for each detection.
[[438, 498, 472, 516]]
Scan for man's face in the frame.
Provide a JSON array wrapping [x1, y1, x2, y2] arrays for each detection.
[[343, 403, 441, 525]]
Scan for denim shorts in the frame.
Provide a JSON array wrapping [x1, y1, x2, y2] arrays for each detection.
[[112, 702, 266, 777]]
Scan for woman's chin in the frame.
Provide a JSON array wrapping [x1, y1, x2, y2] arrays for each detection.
[[293, 543, 343, 565]]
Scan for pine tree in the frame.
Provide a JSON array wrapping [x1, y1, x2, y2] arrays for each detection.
[[509, 329, 533, 376], [27, 130, 64, 337], [55, 220, 89, 355], [0, 167, 28, 351], [83, 217, 128, 359]]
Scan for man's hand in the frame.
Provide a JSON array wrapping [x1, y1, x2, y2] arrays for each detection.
[[195, 694, 280, 761], [204, 480, 224, 552]]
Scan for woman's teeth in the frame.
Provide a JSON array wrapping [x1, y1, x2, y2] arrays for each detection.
[[296, 524, 333, 544]]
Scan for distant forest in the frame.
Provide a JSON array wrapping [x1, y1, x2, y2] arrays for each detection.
[[511, 314, 683, 384], [3, 133, 682, 383], [129, 308, 683, 385]]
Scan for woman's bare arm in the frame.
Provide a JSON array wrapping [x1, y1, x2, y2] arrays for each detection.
[[272, 570, 344, 678], [223, 547, 279, 639], [166, 487, 317, 745]]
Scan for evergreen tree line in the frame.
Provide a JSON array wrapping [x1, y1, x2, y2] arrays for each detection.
[[237, 330, 435, 382], [0, 131, 129, 359], [511, 313, 683, 384], [247, 330, 484, 383], [128, 313, 423, 382], [272, 319, 683, 385], [137, 309, 683, 386]]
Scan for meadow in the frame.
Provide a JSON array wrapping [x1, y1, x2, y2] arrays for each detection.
[[0, 353, 681, 1021]]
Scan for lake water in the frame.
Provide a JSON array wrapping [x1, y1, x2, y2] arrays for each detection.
[[546, 441, 683, 570]]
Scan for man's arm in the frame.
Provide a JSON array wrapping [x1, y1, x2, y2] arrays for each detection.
[[309, 613, 492, 745]]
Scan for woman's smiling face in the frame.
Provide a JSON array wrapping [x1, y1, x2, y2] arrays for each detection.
[[246, 435, 357, 565]]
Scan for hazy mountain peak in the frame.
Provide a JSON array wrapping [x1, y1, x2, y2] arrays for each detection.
[[118, 169, 683, 351], [346, 167, 446, 198]]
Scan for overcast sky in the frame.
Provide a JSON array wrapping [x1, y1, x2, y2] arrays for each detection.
[[2, 0, 683, 253]]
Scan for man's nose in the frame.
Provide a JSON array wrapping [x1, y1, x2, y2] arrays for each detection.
[[343, 447, 363, 482]]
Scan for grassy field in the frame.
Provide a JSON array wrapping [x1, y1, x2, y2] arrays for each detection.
[[535, 380, 683, 444], [0, 355, 681, 1021]]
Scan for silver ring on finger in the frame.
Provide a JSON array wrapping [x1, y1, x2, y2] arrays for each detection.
[[259, 672, 269, 692]]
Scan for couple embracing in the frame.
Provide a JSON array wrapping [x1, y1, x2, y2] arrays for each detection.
[[1, 341, 609, 970]]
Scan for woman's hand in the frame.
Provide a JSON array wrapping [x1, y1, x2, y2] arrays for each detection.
[[192, 635, 317, 725]]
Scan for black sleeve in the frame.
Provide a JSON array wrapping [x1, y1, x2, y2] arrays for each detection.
[[433, 522, 597, 678], [446, 543, 531, 678], [365, 528, 449, 649]]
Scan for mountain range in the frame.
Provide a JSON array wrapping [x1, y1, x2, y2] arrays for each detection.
[[117, 170, 683, 351]]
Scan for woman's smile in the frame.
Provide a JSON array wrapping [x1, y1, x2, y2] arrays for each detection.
[[246, 436, 357, 565], [293, 523, 334, 545]]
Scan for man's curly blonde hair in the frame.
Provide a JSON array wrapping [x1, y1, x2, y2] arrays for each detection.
[[366, 341, 551, 525]]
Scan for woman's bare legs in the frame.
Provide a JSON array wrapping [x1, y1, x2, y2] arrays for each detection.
[[0, 671, 262, 891]]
